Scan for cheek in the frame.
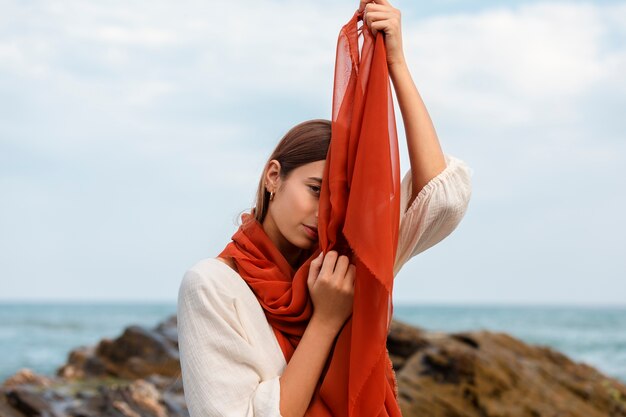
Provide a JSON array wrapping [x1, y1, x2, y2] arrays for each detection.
[[283, 186, 313, 219]]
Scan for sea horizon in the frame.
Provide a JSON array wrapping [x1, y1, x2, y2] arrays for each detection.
[[1, 301, 625, 385]]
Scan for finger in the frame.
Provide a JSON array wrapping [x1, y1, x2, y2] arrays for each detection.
[[372, 11, 396, 28], [364, 3, 386, 12], [333, 255, 350, 279], [358, 0, 374, 13], [308, 251, 324, 285], [369, 19, 394, 36], [373, 0, 392, 6], [343, 264, 357, 290], [365, 10, 393, 20], [364, 10, 392, 27], [310, 251, 323, 272], [320, 250, 338, 277]]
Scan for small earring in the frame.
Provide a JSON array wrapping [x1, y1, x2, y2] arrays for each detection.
[[269, 191, 275, 201]]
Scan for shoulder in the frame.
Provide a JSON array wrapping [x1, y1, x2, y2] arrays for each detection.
[[178, 257, 240, 303]]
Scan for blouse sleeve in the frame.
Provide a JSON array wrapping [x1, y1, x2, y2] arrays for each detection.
[[177, 269, 283, 417], [393, 153, 473, 276]]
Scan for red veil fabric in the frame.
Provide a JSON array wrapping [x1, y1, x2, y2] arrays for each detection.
[[218, 9, 402, 416]]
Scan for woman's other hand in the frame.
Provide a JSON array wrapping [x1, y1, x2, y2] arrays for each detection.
[[358, 0, 406, 67], [307, 250, 356, 333]]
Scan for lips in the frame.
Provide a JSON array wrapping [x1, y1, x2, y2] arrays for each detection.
[[303, 224, 318, 239]]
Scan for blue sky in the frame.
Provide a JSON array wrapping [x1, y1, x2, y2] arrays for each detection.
[[1, 0, 625, 305]]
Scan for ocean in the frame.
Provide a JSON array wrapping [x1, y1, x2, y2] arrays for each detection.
[[1, 302, 625, 384]]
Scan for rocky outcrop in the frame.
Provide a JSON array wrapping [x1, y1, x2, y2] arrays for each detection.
[[1, 316, 625, 417], [387, 320, 626, 417], [57, 315, 180, 380], [1, 315, 184, 417]]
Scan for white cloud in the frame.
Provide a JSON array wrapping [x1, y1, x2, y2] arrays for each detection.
[[95, 26, 178, 46], [404, 2, 624, 127], [1, 0, 625, 303]]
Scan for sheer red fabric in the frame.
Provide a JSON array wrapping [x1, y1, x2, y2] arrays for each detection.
[[218, 9, 402, 416]]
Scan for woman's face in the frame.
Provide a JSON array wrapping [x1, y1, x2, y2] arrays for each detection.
[[263, 159, 324, 266]]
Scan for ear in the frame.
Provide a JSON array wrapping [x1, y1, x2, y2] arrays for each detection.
[[265, 159, 282, 190]]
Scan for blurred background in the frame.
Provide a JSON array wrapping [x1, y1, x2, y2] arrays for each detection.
[[1, 0, 625, 384]]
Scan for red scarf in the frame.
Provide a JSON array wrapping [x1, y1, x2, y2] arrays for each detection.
[[218, 9, 402, 416]]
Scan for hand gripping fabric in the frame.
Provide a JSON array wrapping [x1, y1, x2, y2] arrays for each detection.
[[218, 8, 402, 416]]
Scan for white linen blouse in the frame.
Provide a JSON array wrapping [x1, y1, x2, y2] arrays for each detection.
[[177, 153, 473, 417]]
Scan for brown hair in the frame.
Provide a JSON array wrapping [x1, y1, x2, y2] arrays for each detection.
[[243, 119, 331, 225]]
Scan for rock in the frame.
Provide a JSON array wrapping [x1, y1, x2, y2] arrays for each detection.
[[1, 314, 625, 417], [386, 319, 430, 370], [387, 320, 626, 417], [3, 383, 70, 417], [58, 317, 180, 380], [2, 369, 52, 389]]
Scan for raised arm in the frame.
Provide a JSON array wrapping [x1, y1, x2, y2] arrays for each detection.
[[361, 0, 447, 205], [390, 60, 447, 205]]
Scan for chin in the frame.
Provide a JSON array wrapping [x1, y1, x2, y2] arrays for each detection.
[[304, 238, 319, 250], [294, 236, 316, 250]]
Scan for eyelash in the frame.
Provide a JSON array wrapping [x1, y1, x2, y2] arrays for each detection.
[[308, 185, 321, 194]]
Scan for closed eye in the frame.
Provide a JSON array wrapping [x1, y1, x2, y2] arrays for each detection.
[[308, 185, 321, 195]]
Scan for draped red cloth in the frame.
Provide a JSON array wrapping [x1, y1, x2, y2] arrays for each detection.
[[218, 9, 402, 416]]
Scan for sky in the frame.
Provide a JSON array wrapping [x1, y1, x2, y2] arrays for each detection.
[[1, 0, 625, 306]]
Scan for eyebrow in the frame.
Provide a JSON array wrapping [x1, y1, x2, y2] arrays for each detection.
[[307, 177, 322, 183]]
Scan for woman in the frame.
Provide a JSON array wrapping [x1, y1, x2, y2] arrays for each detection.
[[177, 1, 473, 416]]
